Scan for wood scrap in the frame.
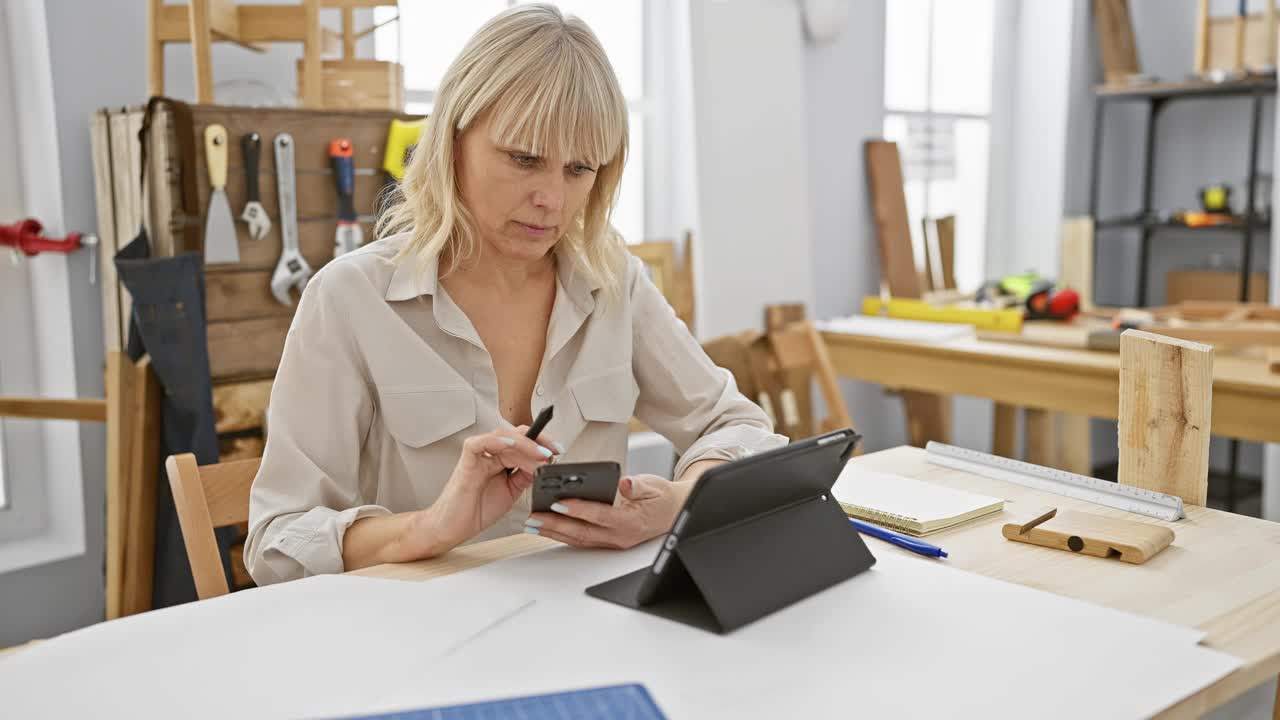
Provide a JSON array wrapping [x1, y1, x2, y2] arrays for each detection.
[[1118, 330, 1213, 507]]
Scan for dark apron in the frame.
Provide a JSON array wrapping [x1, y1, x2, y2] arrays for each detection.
[[115, 232, 232, 608]]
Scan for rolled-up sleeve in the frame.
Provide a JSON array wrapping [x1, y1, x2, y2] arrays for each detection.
[[628, 258, 787, 480], [244, 268, 388, 585]]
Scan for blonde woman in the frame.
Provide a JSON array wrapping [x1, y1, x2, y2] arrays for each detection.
[[245, 4, 784, 585]]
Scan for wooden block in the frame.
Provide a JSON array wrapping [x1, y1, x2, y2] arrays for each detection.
[[1165, 269, 1268, 305], [1002, 508, 1174, 564], [1059, 217, 1094, 311], [1118, 330, 1213, 506], [213, 379, 274, 433], [1093, 0, 1141, 84]]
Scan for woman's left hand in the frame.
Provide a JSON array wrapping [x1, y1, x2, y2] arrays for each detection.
[[526, 474, 691, 550]]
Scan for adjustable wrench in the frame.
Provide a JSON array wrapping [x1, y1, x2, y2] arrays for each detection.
[[270, 133, 313, 306], [239, 132, 271, 241]]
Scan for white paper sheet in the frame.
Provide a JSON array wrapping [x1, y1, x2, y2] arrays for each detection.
[[0, 573, 534, 719], [817, 314, 975, 343], [364, 543, 1240, 720]]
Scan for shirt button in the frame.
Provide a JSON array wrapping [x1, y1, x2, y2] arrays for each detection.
[[535, 385, 544, 396]]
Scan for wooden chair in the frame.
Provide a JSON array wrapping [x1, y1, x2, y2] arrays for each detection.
[[165, 453, 261, 600]]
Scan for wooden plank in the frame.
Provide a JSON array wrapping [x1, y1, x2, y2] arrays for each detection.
[[1093, 0, 1141, 84], [1194, 0, 1210, 75], [1144, 325, 1280, 347], [155, 4, 312, 43], [205, 271, 295, 322], [1059, 217, 1094, 311], [1208, 14, 1275, 73], [90, 110, 123, 353], [864, 140, 922, 297], [108, 111, 138, 347], [208, 316, 292, 380], [1268, 346, 1279, 375], [213, 379, 273, 433], [921, 215, 955, 292], [121, 358, 161, 617], [0, 398, 107, 423], [104, 352, 136, 621], [1118, 330, 1213, 507]]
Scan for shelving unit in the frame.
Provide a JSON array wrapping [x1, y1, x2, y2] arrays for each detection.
[[1088, 76, 1275, 307]]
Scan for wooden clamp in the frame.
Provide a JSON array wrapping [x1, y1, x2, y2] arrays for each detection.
[[1002, 508, 1174, 565]]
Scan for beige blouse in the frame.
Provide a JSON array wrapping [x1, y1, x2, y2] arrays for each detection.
[[244, 232, 786, 585]]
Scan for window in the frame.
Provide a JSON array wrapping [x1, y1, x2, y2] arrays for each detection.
[[882, 0, 996, 291], [374, 1, 648, 243]]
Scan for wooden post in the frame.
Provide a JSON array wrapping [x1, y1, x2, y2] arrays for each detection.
[[147, 0, 165, 96], [104, 352, 135, 620], [188, 0, 215, 103], [993, 403, 1018, 458], [1118, 330, 1213, 507], [122, 357, 161, 617], [341, 6, 356, 58], [1060, 218, 1094, 312]]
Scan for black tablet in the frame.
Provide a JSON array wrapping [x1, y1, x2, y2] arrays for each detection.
[[586, 428, 876, 633]]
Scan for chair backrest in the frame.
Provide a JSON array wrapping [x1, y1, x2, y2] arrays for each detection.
[[165, 453, 261, 600], [766, 318, 857, 441]]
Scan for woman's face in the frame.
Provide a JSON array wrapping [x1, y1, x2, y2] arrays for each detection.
[[456, 112, 600, 262]]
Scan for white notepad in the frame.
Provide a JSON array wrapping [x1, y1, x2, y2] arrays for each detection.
[[832, 466, 1004, 536]]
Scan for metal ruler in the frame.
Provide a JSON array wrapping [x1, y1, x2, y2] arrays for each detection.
[[924, 441, 1185, 521]]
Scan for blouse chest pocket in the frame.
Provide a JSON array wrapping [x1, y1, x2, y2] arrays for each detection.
[[567, 365, 639, 425], [378, 385, 477, 448]]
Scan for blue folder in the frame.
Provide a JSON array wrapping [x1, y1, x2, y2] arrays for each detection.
[[343, 683, 667, 720]]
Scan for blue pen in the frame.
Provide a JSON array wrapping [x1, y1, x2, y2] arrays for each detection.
[[849, 518, 948, 559]]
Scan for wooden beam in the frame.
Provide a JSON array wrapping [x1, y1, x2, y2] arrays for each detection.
[[155, 5, 314, 44], [188, 0, 215, 103], [207, 0, 243, 44], [341, 6, 356, 59], [1143, 325, 1280, 347], [0, 397, 107, 423], [1118, 330, 1213, 507], [302, 0, 323, 108], [1094, 0, 1141, 85]]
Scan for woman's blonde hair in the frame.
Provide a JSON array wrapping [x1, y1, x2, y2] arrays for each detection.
[[377, 3, 630, 298]]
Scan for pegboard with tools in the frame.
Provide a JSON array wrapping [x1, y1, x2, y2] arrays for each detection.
[[92, 102, 426, 382]]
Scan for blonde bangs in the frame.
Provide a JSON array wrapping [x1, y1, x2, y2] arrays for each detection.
[[484, 44, 626, 171], [379, 3, 631, 300]]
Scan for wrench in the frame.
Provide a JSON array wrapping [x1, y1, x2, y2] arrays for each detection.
[[239, 132, 271, 241], [270, 133, 313, 306]]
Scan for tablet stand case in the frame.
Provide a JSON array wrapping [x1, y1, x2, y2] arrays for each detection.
[[586, 494, 876, 634]]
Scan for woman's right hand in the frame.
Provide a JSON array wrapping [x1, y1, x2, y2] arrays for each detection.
[[402, 427, 560, 557]]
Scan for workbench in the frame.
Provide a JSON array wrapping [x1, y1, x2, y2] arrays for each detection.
[[821, 330, 1280, 445]]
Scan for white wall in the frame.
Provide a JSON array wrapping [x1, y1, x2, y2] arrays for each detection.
[[687, 0, 816, 340]]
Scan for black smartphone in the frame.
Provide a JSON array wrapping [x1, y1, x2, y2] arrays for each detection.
[[532, 461, 621, 512]]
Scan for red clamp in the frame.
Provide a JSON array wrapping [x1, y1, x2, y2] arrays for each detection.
[[0, 218, 95, 256]]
